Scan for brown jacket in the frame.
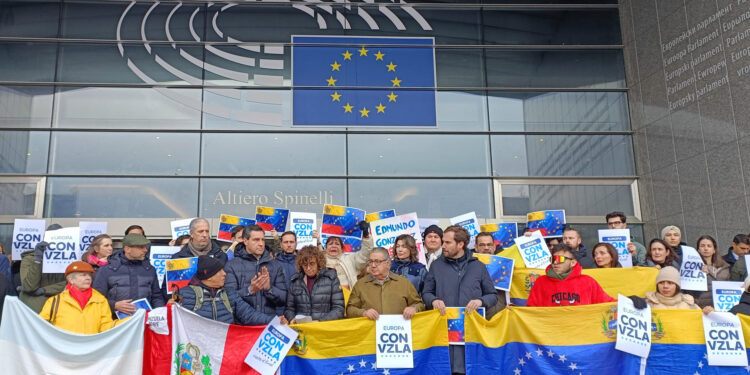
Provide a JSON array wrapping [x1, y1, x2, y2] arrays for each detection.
[[346, 272, 424, 317]]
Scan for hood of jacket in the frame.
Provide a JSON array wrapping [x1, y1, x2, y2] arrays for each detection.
[[543, 262, 583, 282]]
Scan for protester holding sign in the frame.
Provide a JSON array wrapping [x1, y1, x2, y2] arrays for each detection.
[[39, 261, 117, 334], [605, 211, 646, 265], [729, 277, 750, 316], [661, 225, 686, 260], [645, 266, 715, 315], [171, 218, 227, 266], [282, 246, 344, 323], [81, 234, 113, 272], [592, 243, 621, 268], [562, 227, 596, 269], [317, 221, 374, 290], [691, 235, 730, 308], [93, 233, 165, 317], [645, 239, 681, 269], [19, 224, 67, 313], [390, 234, 427, 295]]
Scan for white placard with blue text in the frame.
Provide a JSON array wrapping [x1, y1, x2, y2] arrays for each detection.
[[680, 246, 707, 291], [598, 229, 632, 268], [713, 281, 744, 312], [513, 231, 551, 269], [42, 227, 81, 273], [376, 315, 414, 369], [150, 246, 181, 288], [245, 316, 298, 375], [289, 212, 317, 249], [703, 312, 748, 366], [78, 221, 107, 253], [11, 218, 45, 261], [615, 294, 651, 358], [450, 212, 480, 249], [170, 218, 194, 240], [371, 212, 425, 264]]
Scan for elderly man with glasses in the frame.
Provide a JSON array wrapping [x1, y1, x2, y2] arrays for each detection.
[[345, 247, 424, 321]]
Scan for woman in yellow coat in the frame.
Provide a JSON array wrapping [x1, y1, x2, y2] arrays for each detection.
[[39, 261, 117, 334]]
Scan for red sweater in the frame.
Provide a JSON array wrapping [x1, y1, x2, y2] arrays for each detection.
[[526, 263, 615, 307]]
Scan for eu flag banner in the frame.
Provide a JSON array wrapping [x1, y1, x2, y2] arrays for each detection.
[[473, 254, 514, 291], [480, 223, 518, 248], [255, 206, 290, 232], [321, 204, 366, 239], [365, 209, 396, 223], [292, 36, 436, 127], [526, 209, 566, 238], [218, 214, 256, 242]]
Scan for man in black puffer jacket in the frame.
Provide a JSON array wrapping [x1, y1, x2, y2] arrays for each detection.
[[93, 233, 165, 317], [176, 256, 273, 325], [224, 225, 286, 323], [283, 246, 344, 323]]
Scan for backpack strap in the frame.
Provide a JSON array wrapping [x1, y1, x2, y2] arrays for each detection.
[[47, 294, 61, 325], [188, 285, 204, 313], [219, 290, 233, 314]]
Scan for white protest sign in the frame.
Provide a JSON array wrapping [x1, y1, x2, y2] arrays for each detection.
[[615, 294, 651, 358], [744, 254, 750, 281], [170, 218, 194, 240], [680, 246, 707, 291], [150, 246, 181, 288], [11, 219, 45, 261], [245, 316, 298, 375], [42, 227, 81, 273], [146, 306, 170, 335], [513, 231, 551, 269], [371, 213, 425, 264], [419, 218, 440, 235], [289, 212, 317, 249], [713, 281, 744, 312], [598, 229, 632, 268], [450, 212, 480, 249], [78, 221, 107, 253], [376, 315, 414, 369], [703, 312, 748, 367]]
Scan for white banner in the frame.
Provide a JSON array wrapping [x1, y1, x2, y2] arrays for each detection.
[[615, 294, 651, 358], [712, 281, 744, 312], [450, 212, 480, 249], [289, 212, 317, 249], [150, 246, 181, 288], [680, 246, 707, 291], [376, 315, 414, 369], [513, 231, 551, 269], [42, 227, 81, 274], [170, 218, 194, 240], [597, 229, 632, 268], [418, 218, 440, 236], [11, 218, 45, 261], [703, 312, 748, 367], [371, 212, 425, 263], [79, 221, 108, 253], [245, 316, 298, 375]]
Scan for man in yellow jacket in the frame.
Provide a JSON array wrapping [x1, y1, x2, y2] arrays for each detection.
[[39, 261, 117, 334]]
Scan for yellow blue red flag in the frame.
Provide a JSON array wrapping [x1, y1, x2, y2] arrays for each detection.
[[255, 206, 290, 232], [526, 210, 565, 237], [480, 223, 518, 248]]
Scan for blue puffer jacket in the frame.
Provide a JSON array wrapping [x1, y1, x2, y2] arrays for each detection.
[[224, 243, 287, 319], [92, 252, 165, 312], [171, 240, 228, 265], [390, 259, 427, 295], [175, 281, 273, 325], [275, 252, 297, 288]]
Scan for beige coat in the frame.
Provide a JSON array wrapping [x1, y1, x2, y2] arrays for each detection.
[[645, 291, 700, 310], [323, 237, 374, 290], [345, 272, 425, 317]]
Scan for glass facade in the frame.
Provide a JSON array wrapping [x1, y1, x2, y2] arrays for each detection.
[[0, 1, 639, 242]]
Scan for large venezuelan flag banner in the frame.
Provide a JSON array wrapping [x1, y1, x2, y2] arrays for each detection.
[[465, 304, 750, 374], [282, 310, 451, 374]]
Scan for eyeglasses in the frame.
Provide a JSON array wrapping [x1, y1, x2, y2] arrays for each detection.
[[368, 259, 388, 266], [607, 221, 623, 227], [550, 255, 571, 264], [301, 262, 318, 269]]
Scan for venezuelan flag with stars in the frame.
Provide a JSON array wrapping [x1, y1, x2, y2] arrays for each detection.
[[526, 210, 566, 238], [292, 36, 436, 126]]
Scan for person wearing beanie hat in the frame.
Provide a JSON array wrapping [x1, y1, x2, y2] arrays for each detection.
[[422, 224, 443, 271], [18, 223, 68, 313], [729, 276, 750, 316], [39, 261, 117, 334], [661, 225, 688, 260], [645, 266, 707, 311], [174, 255, 274, 325]]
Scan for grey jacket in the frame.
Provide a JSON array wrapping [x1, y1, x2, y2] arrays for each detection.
[[284, 268, 344, 322]]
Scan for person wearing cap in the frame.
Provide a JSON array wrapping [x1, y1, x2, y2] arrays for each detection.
[[93, 233, 165, 317], [39, 261, 117, 334], [661, 225, 688, 261], [422, 225, 443, 271], [729, 276, 750, 316], [174, 256, 272, 325], [645, 266, 712, 314], [19, 224, 68, 313], [171, 218, 228, 265]]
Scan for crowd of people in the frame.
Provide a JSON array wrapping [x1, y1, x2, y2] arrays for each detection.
[[2, 211, 750, 374]]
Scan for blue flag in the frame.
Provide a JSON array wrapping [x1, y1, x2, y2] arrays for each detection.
[[292, 36, 436, 127]]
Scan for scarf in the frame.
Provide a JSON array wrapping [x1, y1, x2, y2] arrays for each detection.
[[546, 267, 573, 280], [188, 240, 212, 257], [650, 292, 686, 307], [87, 254, 108, 267], [66, 283, 92, 310]]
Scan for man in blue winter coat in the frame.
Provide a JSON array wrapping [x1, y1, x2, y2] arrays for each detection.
[[270, 231, 298, 287], [224, 224, 286, 323], [422, 225, 498, 375]]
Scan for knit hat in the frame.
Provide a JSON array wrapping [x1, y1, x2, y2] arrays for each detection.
[[660, 225, 681, 240], [122, 233, 150, 247], [196, 255, 223, 280], [743, 276, 750, 293], [65, 261, 95, 277], [423, 225, 443, 240], [656, 266, 681, 287]]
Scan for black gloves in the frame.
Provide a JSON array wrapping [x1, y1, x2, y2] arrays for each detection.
[[33, 241, 48, 264], [32, 288, 46, 296], [628, 295, 647, 310], [358, 221, 370, 238]]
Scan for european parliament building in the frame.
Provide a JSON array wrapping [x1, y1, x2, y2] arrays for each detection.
[[1, 0, 749, 251]]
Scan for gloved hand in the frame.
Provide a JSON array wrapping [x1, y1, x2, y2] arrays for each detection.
[[628, 295, 647, 310], [33, 241, 48, 264], [32, 288, 46, 296], [358, 221, 370, 238]]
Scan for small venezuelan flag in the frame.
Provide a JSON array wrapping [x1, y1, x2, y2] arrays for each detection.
[[217, 214, 256, 242], [322, 204, 365, 238]]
